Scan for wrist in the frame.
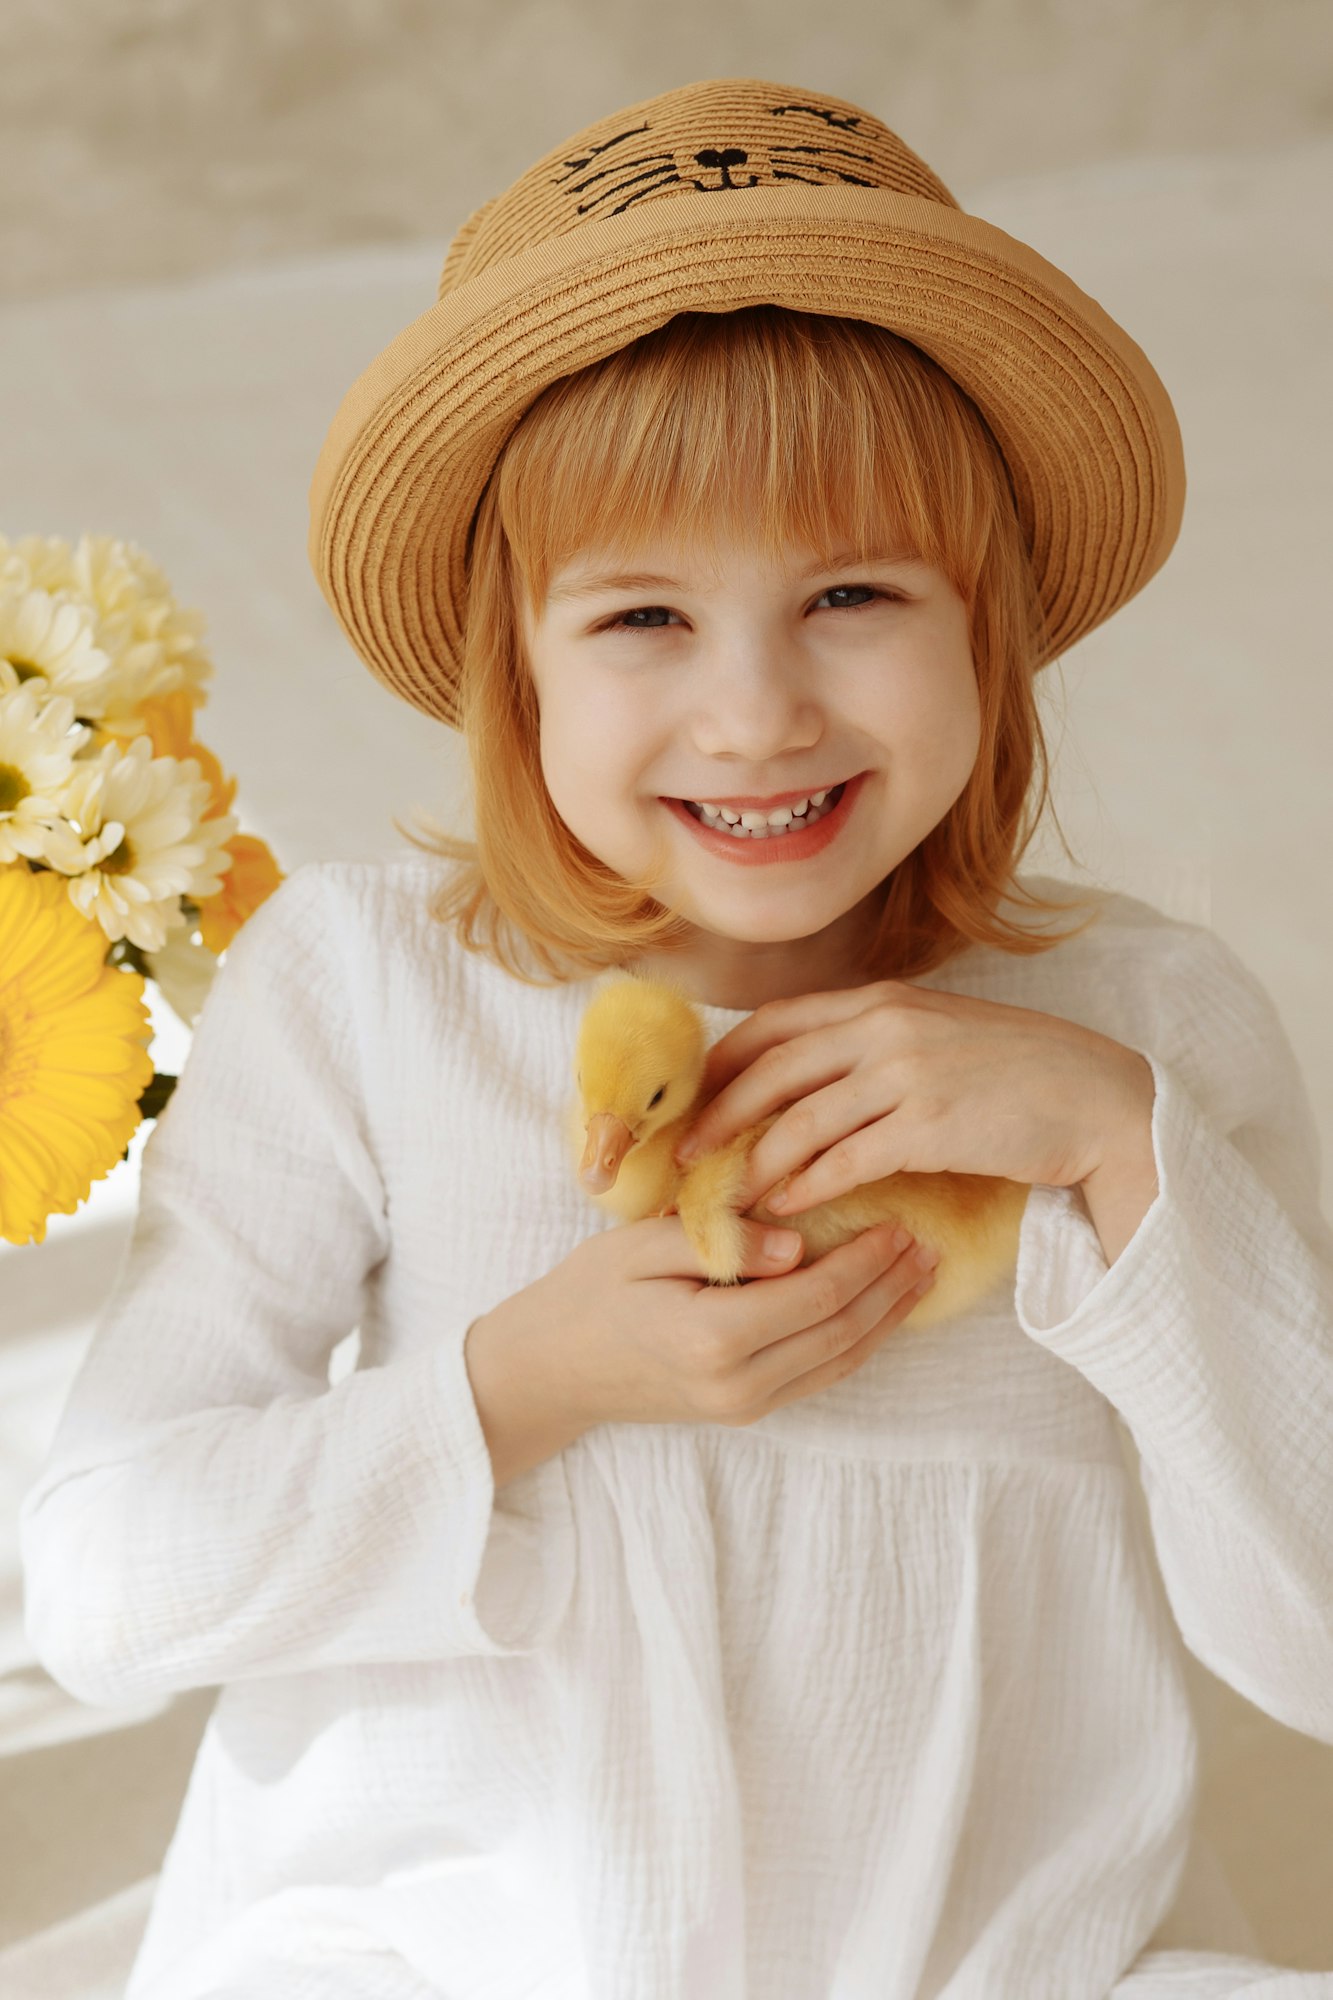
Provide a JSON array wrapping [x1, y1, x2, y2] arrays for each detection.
[[464, 1302, 591, 1492], [1078, 1054, 1159, 1267]]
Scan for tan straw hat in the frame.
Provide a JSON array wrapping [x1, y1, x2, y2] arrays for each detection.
[[308, 76, 1186, 731]]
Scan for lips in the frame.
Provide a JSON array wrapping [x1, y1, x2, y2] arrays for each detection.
[[662, 770, 864, 864]]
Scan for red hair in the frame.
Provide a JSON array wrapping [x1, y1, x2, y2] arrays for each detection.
[[397, 305, 1102, 984]]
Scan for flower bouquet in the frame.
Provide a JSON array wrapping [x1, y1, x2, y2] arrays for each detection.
[[0, 531, 283, 1247]]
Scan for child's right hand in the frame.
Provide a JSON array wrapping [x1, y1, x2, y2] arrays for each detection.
[[494, 1216, 938, 1436]]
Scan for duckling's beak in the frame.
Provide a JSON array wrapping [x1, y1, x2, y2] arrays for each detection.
[[580, 1112, 636, 1192]]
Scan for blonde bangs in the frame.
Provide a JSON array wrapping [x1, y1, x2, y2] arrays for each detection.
[[492, 305, 1007, 625], [397, 306, 1104, 985]]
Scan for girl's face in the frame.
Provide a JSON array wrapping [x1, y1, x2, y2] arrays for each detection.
[[522, 533, 981, 1010]]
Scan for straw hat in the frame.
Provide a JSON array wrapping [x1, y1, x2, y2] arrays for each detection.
[[308, 77, 1186, 731]]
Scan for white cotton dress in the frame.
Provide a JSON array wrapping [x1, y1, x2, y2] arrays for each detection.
[[19, 855, 1333, 2000]]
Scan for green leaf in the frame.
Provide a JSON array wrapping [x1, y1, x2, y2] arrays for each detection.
[[138, 1070, 178, 1121]]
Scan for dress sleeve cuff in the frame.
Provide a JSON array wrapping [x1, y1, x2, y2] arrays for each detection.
[[431, 1330, 576, 1656]]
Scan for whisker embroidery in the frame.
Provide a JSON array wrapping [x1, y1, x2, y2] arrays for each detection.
[[770, 143, 877, 167], [792, 167, 875, 186], [577, 166, 682, 215], [564, 150, 675, 197], [770, 102, 863, 129], [551, 123, 650, 182]]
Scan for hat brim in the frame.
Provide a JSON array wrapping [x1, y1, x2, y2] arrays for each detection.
[[308, 184, 1185, 729]]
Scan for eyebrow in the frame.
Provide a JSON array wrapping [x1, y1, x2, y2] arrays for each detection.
[[546, 551, 922, 603]]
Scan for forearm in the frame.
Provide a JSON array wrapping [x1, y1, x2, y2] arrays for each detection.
[[464, 1306, 590, 1491], [20, 1343, 498, 1703]]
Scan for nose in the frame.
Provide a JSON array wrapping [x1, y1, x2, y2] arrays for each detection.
[[690, 627, 823, 764]]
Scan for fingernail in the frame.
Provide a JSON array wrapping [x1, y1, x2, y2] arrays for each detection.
[[674, 1137, 699, 1164], [766, 1188, 789, 1211], [764, 1230, 799, 1261], [891, 1226, 911, 1252], [917, 1244, 940, 1270]]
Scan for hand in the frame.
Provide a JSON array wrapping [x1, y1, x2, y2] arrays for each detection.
[[477, 1211, 938, 1441], [671, 981, 1154, 1215]]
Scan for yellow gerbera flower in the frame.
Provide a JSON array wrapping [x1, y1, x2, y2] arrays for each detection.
[[0, 864, 155, 1247]]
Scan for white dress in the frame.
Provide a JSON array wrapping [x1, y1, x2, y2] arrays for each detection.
[[19, 856, 1333, 2000]]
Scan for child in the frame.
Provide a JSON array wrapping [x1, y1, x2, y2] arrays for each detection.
[[21, 77, 1333, 2000]]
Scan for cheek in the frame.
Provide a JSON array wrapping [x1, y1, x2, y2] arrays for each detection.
[[941, 673, 983, 769], [882, 663, 981, 800], [539, 699, 595, 781], [539, 712, 642, 837]]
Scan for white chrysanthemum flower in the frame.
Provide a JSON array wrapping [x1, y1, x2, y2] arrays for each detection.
[[0, 587, 115, 714], [0, 532, 214, 730], [0, 536, 30, 595], [0, 681, 93, 864], [0, 531, 78, 594], [44, 735, 239, 953], [143, 923, 221, 1028]]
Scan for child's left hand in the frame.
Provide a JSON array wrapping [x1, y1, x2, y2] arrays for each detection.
[[671, 982, 1155, 1213]]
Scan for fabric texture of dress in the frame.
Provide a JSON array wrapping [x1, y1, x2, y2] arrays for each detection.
[[19, 855, 1333, 1999]]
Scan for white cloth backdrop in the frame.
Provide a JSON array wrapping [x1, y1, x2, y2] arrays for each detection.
[[1, 135, 1331, 1993]]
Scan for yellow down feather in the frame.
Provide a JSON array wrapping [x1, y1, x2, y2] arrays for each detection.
[[567, 974, 1029, 1327]]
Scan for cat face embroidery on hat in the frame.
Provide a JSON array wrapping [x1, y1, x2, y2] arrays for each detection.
[[315, 72, 1186, 728], [440, 79, 958, 293], [551, 98, 940, 213]]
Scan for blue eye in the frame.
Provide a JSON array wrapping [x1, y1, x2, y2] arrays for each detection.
[[612, 605, 678, 629], [819, 585, 885, 611], [602, 586, 895, 631]]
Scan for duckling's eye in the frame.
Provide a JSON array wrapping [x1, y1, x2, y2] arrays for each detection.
[[648, 1086, 665, 1109]]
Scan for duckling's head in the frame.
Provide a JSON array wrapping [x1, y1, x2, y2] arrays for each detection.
[[574, 975, 706, 1194]]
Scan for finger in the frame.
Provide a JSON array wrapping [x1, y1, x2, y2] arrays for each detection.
[[700, 983, 900, 1112], [675, 1050, 775, 1157], [624, 1211, 720, 1281], [761, 1124, 897, 1215], [754, 1257, 937, 1417], [698, 1011, 789, 1085], [734, 1219, 908, 1353], [680, 1035, 842, 1165], [726, 1224, 928, 1407], [744, 1219, 805, 1273], [738, 1078, 892, 1210], [627, 1211, 803, 1284]]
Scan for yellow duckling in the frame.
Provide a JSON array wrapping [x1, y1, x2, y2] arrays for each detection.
[[567, 974, 1030, 1329]]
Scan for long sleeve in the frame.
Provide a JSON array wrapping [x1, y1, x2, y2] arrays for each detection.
[[1013, 922, 1333, 1743], [19, 863, 574, 1707]]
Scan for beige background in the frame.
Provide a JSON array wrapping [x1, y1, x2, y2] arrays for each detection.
[[1, 0, 1331, 305], [1, 2, 1331, 1992]]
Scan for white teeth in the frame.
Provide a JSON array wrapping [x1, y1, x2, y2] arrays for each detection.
[[691, 791, 825, 828], [681, 784, 844, 838]]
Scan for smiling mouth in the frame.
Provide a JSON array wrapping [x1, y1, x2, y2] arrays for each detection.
[[677, 781, 848, 837]]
